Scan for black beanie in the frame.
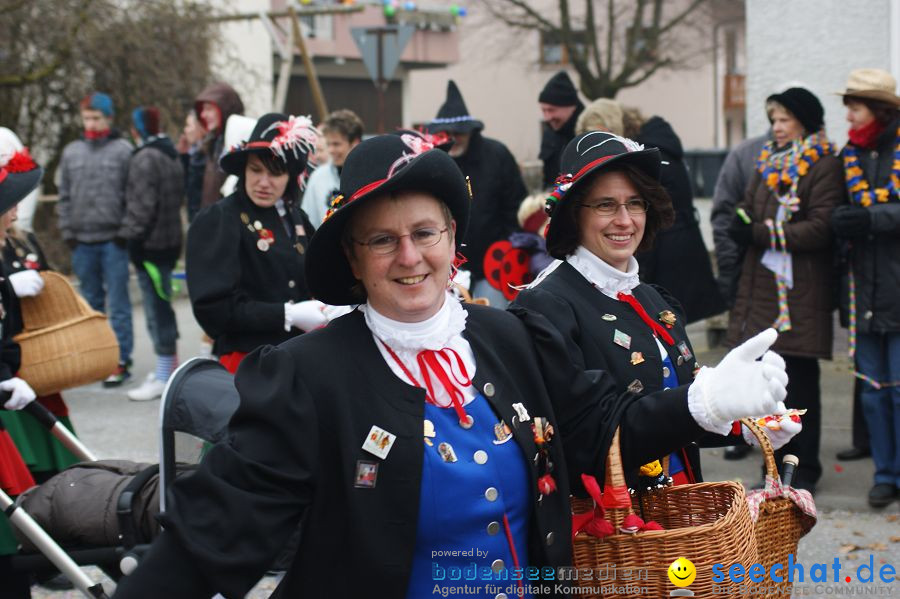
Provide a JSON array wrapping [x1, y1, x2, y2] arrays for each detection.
[[539, 71, 578, 106], [766, 87, 825, 134]]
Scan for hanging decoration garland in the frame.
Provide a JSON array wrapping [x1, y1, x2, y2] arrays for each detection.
[[755, 131, 835, 332], [843, 126, 900, 207], [843, 127, 900, 388]]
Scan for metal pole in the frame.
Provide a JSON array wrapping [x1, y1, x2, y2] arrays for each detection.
[[290, 7, 329, 122], [23, 402, 96, 462], [1, 489, 109, 598]]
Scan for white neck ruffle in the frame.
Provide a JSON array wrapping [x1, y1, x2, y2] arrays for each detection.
[[567, 246, 640, 299]]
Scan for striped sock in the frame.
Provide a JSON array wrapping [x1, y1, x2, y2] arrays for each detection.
[[156, 355, 177, 382]]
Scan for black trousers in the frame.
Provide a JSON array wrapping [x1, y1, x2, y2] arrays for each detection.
[[773, 356, 822, 490]]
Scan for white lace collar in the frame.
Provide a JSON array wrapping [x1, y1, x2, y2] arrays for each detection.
[[362, 291, 468, 351], [566, 246, 640, 299]]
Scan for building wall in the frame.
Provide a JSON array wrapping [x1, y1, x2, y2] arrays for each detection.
[[745, 0, 894, 143]]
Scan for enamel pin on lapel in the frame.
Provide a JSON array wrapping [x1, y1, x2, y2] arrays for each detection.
[[678, 341, 693, 360], [602, 314, 617, 321], [362, 425, 396, 459], [512, 402, 531, 422], [630, 351, 644, 365], [354, 460, 378, 488], [627, 379, 644, 394], [424, 419, 436, 446], [613, 329, 632, 350], [493, 421, 513, 445], [659, 310, 677, 328]]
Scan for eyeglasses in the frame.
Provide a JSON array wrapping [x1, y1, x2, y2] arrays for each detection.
[[579, 199, 649, 216], [353, 227, 449, 255]]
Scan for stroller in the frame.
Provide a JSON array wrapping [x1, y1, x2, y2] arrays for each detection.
[[4, 357, 239, 597]]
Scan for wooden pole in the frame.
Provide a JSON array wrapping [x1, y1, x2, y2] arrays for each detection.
[[289, 7, 329, 122]]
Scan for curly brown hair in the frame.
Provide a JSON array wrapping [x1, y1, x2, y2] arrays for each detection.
[[546, 163, 674, 260]]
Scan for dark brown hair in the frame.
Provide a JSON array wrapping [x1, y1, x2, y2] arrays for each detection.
[[239, 151, 300, 204], [322, 109, 365, 143], [842, 96, 899, 127], [546, 163, 674, 259]]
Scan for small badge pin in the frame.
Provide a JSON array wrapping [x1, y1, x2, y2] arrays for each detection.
[[295, 224, 307, 237], [627, 379, 644, 394], [512, 402, 531, 422], [438, 442, 458, 463], [423, 419, 436, 438], [630, 351, 645, 365], [613, 329, 632, 350], [659, 310, 677, 328], [493, 421, 512, 445], [354, 460, 378, 488], [257, 239, 270, 252], [678, 341, 693, 360], [362, 425, 396, 460], [601, 314, 617, 322], [240, 212, 250, 225]]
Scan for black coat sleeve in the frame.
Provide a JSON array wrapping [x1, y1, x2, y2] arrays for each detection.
[[114, 345, 319, 599], [186, 202, 286, 338]]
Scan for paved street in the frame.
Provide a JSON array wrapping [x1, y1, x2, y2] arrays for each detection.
[[27, 259, 900, 595]]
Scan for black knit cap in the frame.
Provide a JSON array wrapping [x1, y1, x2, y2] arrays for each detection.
[[427, 80, 484, 134], [766, 87, 825, 134], [539, 71, 578, 106]]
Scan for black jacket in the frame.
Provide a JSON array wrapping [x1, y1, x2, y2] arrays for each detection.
[[634, 116, 725, 323], [512, 261, 741, 482], [837, 118, 900, 333], [539, 103, 584, 189], [454, 132, 527, 279], [186, 189, 314, 355], [0, 263, 21, 380], [113, 303, 708, 599]]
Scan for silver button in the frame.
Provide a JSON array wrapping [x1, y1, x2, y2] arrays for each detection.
[[546, 532, 555, 545], [676, 356, 684, 366], [288, 280, 296, 288], [459, 414, 475, 429], [662, 366, 671, 378], [485, 487, 499, 501], [491, 559, 505, 573], [487, 521, 500, 535], [474, 450, 488, 464], [864, 310, 873, 320], [483, 382, 495, 397], [496, 594, 508, 599]]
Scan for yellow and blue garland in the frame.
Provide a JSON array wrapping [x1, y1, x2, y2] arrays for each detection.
[[843, 126, 900, 207]]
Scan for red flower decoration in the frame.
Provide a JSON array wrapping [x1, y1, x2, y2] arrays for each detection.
[[537, 474, 557, 495], [5, 148, 37, 173], [259, 228, 274, 242]]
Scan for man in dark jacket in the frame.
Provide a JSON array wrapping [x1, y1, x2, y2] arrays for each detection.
[[194, 82, 244, 210], [538, 71, 584, 188], [122, 106, 185, 401], [57, 91, 134, 386], [427, 81, 527, 306]]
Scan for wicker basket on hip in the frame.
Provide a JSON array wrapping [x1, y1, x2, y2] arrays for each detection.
[[13, 271, 119, 395], [741, 417, 817, 595], [570, 428, 758, 598]]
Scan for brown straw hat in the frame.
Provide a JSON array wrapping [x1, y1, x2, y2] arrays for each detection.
[[836, 68, 900, 107]]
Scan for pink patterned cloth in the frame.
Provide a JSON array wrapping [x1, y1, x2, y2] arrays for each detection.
[[746, 475, 817, 523]]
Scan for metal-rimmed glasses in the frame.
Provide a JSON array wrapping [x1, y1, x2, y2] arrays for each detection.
[[579, 199, 649, 216], [352, 227, 449, 255]]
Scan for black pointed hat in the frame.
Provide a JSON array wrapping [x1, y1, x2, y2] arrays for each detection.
[[426, 81, 484, 134]]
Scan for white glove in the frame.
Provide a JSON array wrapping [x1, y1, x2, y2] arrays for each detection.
[[284, 300, 327, 332], [321, 304, 353, 321], [688, 328, 789, 435], [8, 270, 44, 297], [742, 403, 803, 450], [1, 377, 36, 410]]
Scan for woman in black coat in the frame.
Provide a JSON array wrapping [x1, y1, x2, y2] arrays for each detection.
[[511, 131, 798, 488], [112, 131, 782, 599], [187, 113, 326, 372]]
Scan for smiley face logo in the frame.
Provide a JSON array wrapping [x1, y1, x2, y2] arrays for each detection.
[[668, 557, 696, 587]]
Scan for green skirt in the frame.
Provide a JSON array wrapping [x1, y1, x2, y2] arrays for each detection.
[[0, 411, 79, 476]]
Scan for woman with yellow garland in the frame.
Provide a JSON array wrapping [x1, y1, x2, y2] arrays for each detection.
[[831, 69, 900, 508], [725, 87, 844, 493]]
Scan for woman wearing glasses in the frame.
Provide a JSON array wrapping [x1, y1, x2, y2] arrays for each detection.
[[113, 131, 791, 598], [186, 113, 327, 373], [511, 131, 801, 489]]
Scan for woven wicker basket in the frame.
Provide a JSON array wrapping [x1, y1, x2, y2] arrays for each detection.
[[741, 418, 816, 595], [571, 429, 758, 598], [13, 272, 119, 395]]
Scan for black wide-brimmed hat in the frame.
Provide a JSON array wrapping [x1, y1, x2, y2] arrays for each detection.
[[426, 81, 484, 134], [306, 131, 471, 305], [0, 148, 43, 215], [544, 130, 660, 247], [219, 112, 319, 178]]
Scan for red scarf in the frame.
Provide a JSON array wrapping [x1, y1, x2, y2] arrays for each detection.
[[848, 119, 886, 150], [84, 128, 111, 141]]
